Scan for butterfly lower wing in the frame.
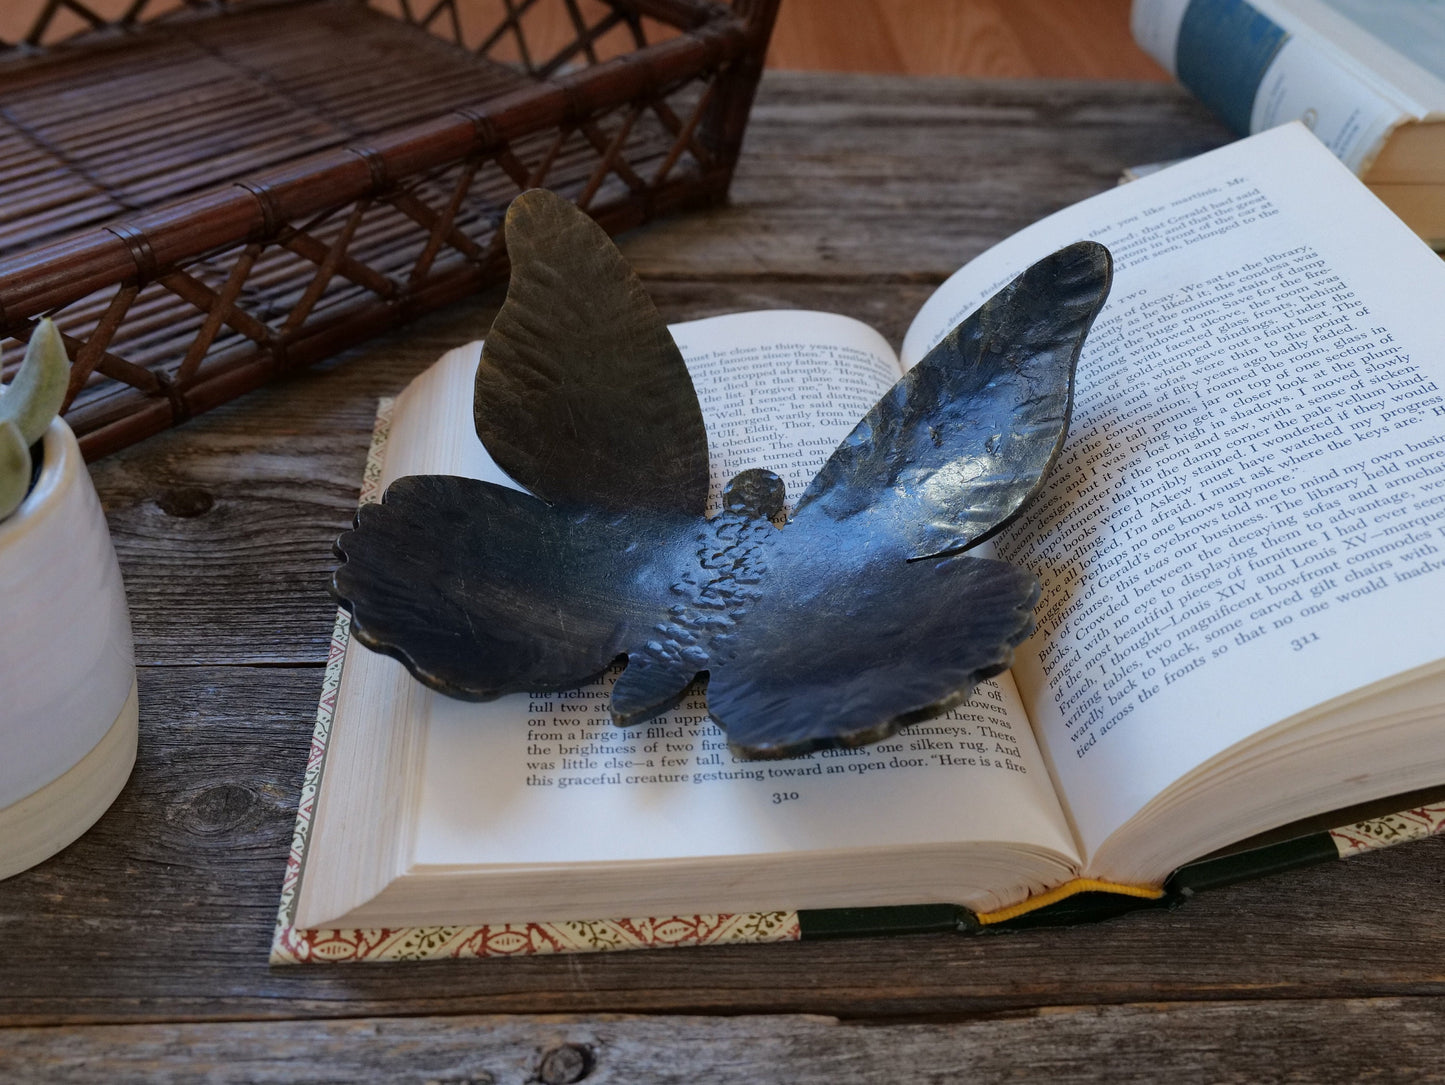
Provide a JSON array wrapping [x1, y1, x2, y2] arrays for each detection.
[[332, 474, 696, 699], [705, 523, 1039, 759], [790, 241, 1112, 560], [473, 189, 710, 515]]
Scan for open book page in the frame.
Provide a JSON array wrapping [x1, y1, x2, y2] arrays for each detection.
[[669, 310, 901, 510], [383, 310, 1079, 922], [899, 123, 1445, 871]]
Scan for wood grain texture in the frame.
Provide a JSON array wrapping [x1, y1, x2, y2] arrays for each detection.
[[3, 1001, 1445, 1083], [7, 71, 1442, 1080], [772, 0, 1167, 80], [621, 77, 1229, 280], [6, 663, 1445, 1027], [768, 0, 1167, 81]]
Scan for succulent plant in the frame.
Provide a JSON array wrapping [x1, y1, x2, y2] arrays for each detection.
[[0, 320, 69, 523]]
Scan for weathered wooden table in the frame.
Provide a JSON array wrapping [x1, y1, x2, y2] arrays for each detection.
[[4, 72, 1443, 1083]]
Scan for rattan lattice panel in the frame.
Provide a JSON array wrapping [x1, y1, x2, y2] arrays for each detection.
[[0, 0, 779, 458]]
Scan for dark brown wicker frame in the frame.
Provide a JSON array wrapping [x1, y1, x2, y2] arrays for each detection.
[[0, 0, 780, 459]]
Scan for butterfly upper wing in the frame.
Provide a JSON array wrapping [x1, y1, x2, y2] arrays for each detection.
[[788, 241, 1112, 560], [705, 242, 1111, 757], [333, 474, 699, 699], [332, 190, 712, 699], [473, 188, 710, 515]]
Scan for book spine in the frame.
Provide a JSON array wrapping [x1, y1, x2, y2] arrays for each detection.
[[798, 904, 979, 940], [800, 804, 1445, 941], [1130, 0, 1407, 174], [1168, 804, 1445, 898]]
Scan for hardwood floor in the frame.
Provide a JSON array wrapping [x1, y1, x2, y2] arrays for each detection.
[[767, 0, 1167, 79], [0, 1, 1169, 81]]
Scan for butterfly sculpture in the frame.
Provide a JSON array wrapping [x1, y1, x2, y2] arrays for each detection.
[[332, 189, 1112, 759]]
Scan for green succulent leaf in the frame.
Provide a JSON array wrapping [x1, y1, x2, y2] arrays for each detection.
[[0, 319, 69, 445], [0, 418, 31, 522]]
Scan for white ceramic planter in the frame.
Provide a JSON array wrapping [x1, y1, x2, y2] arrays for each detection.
[[0, 416, 137, 880]]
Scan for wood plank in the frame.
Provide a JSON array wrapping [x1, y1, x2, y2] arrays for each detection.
[[1, 666, 1444, 1025], [3, 1000, 1445, 1083], [623, 75, 1229, 280]]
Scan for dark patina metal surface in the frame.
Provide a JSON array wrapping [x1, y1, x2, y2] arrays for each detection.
[[332, 189, 1112, 759]]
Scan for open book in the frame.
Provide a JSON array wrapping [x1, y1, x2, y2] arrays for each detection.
[[276, 124, 1445, 959]]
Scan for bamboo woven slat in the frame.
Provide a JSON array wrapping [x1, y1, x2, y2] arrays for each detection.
[[0, 0, 779, 458]]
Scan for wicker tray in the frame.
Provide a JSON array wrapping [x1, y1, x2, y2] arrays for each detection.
[[0, 0, 779, 458]]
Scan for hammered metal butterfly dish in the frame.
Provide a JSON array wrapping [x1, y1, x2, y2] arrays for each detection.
[[331, 190, 1112, 759]]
